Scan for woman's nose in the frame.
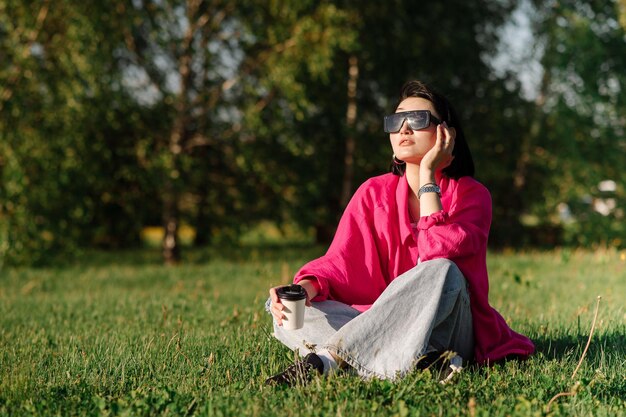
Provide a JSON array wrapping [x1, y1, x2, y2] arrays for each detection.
[[399, 118, 412, 133]]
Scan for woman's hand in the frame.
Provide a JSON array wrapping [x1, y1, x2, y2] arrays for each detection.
[[268, 286, 287, 325], [268, 279, 317, 326], [420, 121, 456, 178]]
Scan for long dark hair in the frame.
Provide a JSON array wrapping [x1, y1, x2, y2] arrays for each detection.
[[390, 80, 475, 179]]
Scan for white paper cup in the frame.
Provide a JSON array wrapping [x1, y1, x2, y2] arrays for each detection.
[[277, 284, 306, 330]]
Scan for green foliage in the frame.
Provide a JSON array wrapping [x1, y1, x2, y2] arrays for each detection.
[[526, 0, 626, 248], [238, 0, 527, 242], [0, 247, 625, 416], [0, 1, 158, 265], [2, 0, 626, 265]]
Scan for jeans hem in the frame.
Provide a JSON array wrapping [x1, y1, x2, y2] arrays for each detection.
[[323, 344, 381, 379], [324, 344, 414, 381]]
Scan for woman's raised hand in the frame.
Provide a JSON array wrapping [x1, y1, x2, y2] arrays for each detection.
[[421, 121, 456, 174]]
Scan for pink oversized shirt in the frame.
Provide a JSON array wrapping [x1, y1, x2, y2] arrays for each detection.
[[294, 173, 535, 364]]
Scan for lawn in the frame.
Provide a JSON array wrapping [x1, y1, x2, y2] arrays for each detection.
[[0, 245, 625, 416]]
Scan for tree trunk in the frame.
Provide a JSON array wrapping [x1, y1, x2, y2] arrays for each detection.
[[162, 124, 184, 265], [161, 0, 198, 264], [339, 55, 359, 209], [161, 96, 187, 264], [162, 186, 180, 265]]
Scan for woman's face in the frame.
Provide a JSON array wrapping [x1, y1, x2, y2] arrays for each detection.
[[389, 97, 440, 164]]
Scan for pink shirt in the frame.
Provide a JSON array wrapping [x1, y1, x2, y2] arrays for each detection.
[[294, 173, 535, 364]]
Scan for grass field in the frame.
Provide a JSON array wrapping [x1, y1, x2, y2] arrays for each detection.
[[1, 245, 625, 416]]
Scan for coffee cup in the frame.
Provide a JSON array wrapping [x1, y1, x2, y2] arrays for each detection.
[[276, 284, 307, 330]]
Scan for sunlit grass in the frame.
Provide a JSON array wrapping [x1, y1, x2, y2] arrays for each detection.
[[0, 246, 624, 416]]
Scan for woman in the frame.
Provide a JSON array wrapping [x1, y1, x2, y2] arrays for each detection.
[[265, 80, 535, 385]]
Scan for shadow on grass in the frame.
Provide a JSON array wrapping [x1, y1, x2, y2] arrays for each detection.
[[492, 328, 626, 399], [532, 327, 626, 364], [532, 325, 626, 401]]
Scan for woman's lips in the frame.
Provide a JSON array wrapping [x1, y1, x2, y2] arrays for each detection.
[[399, 139, 414, 146]]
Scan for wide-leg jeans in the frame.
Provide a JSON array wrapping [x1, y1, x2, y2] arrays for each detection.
[[265, 258, 474, 379]]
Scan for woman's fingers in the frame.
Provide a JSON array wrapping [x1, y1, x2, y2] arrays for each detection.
[[439, 123, 455, 158], [448, 123, 457, 141], [271, 303, 284, 325], [437, 123, 446, 147], [268, 287, 285, 325], [442, 122, 455, 146], [269, 287, 279, 304], [433, 123, 454, 154], [423, 122, 455, 172], [272, 307, 284, 325]]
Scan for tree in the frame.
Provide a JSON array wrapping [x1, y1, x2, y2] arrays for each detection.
[[525, 0, 626, 247], [238, 0, 530, 245], [4, 0, 591, 266], [115, 0, 362, 261], [221, 0, 359, 242], [0, 0, 154, 265]]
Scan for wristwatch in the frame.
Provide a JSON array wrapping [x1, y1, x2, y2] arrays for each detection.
[[418, 184, 441, 199]]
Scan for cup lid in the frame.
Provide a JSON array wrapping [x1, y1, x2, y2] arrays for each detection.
[[277, 284, 307, 301]]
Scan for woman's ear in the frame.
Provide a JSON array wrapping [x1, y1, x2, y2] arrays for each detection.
[[449, 127, 457, 140]]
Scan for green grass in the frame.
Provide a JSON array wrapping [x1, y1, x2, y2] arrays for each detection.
[[1, 245, 625, 416]]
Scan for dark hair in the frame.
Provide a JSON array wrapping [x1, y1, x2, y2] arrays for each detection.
[[390, 80, 475, 179]]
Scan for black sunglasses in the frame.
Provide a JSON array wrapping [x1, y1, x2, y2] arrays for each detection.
[[383, 110, 441, 133]]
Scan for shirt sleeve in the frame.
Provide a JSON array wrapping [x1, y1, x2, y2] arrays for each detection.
[[417, 178, 492, 261], [293, 182, 387, 305]]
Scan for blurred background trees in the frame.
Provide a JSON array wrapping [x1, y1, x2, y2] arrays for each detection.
[[528, 0, 626, 247], [1, 0, 624, 266]]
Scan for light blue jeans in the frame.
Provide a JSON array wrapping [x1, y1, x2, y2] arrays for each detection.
[[265, 258, 474, 380]]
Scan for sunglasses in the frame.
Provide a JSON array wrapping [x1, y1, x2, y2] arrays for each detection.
[[383, 110, 441, 133]]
